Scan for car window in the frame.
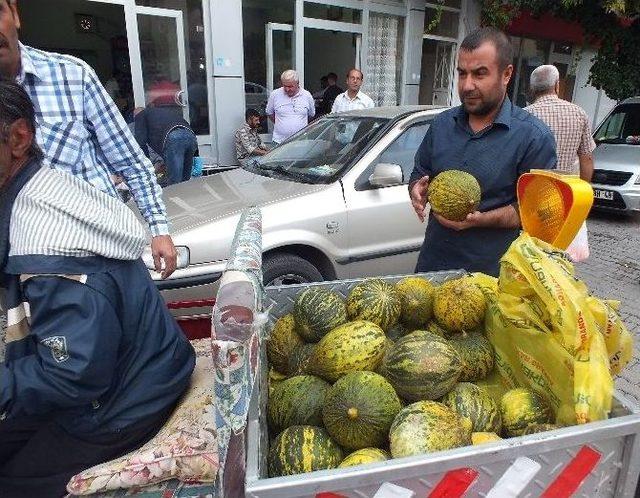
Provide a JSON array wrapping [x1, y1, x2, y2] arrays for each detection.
[[595, 104, 640, 144], [355, 121, 431, 190], [243, 116, 388, 184]]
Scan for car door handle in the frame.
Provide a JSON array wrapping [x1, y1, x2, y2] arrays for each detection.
[[326, 221, 339, 233]]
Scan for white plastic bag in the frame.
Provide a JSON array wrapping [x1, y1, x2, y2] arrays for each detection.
[[566, 221, 589, 262]]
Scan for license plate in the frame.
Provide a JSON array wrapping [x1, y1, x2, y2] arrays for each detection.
[[593, 189, 614, 201]]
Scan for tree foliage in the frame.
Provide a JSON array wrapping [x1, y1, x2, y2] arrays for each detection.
[[479, 0, 640, 100]]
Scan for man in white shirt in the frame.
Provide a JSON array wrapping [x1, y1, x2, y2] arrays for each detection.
[[266, 69, 315, 144], [331, 69, 375, 113]]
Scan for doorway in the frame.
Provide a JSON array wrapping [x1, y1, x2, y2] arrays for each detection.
[[419, 39, 456, 106]]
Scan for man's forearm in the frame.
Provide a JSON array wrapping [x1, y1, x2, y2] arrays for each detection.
[[476, 204, 521, 229], [578, 154, 594, 182]]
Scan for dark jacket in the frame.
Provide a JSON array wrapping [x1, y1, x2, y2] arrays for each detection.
[[0, 159, 195, 436], [134, 106, 194, 158]]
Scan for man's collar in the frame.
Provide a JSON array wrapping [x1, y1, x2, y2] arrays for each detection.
[[455, 95, 512, 130], [535, 94, 559, 104], [17, 42, 40, 83]]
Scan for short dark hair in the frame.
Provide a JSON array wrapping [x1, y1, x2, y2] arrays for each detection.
[[327, 72, 338, 80], [245, 108, 260, 121], [460, 27, 514, 70], [0, 79, 43, 160], [347, 68, 364, 80]]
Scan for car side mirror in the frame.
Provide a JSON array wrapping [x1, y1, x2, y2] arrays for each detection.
[[369, 163, 403, 188]]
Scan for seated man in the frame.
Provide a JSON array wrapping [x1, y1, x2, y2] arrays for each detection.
[[235, 108, 269, 164], [0, 80, 195, 498]]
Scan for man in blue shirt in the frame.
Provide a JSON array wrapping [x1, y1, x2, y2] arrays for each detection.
[[409, 28, 557, 276]]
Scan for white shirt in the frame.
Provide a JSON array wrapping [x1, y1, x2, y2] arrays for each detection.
[[331, 90, 375, 113], [266, 87, 316, 143]]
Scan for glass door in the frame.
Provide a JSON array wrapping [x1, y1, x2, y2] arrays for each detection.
[[266, 23, 294, 94], [135, 6, 189, 121]]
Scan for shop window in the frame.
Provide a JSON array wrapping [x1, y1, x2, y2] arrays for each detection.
[[136, 0, 210, 135], [303, 3, 362, 24]]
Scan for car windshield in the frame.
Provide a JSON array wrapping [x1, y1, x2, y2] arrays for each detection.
[[594, 103, 640, 145], [243, 116, 388, 183]]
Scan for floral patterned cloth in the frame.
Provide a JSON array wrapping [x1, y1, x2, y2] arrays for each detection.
[[212, 207, 264, 493], [66, 340, 219, 496]]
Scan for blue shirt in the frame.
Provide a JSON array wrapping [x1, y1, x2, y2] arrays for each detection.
[[16, 43, 168, 236], [410, 98, 557, 276]]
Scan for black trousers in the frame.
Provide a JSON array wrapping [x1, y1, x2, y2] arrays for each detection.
[[0, 409, 171, 498]]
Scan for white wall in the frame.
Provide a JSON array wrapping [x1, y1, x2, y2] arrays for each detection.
[[572, 48, 618, 131]]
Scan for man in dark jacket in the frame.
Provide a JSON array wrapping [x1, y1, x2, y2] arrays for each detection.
[[0, 80, 195, 497], [134, 105, 198, 185]]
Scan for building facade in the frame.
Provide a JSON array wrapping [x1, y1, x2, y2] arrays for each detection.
[[19, 0, 616, 168]]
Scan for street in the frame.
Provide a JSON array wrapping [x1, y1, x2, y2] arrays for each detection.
[[575, 210, 640, 405]]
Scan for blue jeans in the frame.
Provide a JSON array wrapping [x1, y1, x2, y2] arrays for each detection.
[[162, 128, 198, 185]]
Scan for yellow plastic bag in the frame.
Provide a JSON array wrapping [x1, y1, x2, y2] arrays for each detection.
[[485, 233, 620, 425]]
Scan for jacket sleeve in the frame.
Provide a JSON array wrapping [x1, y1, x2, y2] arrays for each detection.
[[0, 276, 121, 420]]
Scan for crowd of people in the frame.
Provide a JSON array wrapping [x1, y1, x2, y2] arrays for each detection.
[[0, 0, 597, 494]]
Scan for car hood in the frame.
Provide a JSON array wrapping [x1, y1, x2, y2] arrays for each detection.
[[160, 167, 327, 234], [593, 143, 640, 173]]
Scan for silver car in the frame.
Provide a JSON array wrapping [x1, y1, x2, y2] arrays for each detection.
[[592, 97, 640, 212], [142, 106, 445, 322]]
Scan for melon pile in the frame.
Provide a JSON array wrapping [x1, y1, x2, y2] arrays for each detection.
[[265, 276, 560, 478]]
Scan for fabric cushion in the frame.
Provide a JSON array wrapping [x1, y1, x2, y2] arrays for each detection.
[[67, 339, 218, 496]]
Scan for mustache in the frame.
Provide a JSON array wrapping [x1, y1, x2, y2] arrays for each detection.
[[462, 91, 482, 99]]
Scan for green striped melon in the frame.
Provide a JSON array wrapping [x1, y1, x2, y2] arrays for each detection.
[[448, 331, 494, 381], [441, 382, 502, 434], [308, 320, 386, 382], [287, 343, 316, 376], [500, 388, 554, 437], [396, 277, 435, 328], [389, 401, 471, 458], [433, 278, 486, 332], [338, 448, 390, 468], [267, 314, 304, 374], [522, 423, 561, 435], [268, 375, 331, 434], [427, 170, 481, 222], [268, 368, 288, 397], [346, 279, 401, 331], [294, 287, 347, 342], [382, 330, 462, 401], [472, 432, 502, 445], [322, 371, 402, 450], [268, 425, 343, 477]]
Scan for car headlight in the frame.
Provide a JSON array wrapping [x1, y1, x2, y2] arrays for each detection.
[[141, 245, 190, 271]]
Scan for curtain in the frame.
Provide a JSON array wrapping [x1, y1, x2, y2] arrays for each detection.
[[365, 14, 403, 106]]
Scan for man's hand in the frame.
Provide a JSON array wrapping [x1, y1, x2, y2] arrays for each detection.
[[151, 235, 177, 279], [409, 176, 430, 222], [433, 211, 484, 231]]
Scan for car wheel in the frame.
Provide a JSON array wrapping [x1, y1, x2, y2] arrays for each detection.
[[263, 253, 324, 287]]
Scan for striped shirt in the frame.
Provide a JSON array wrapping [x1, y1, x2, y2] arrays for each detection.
[[16, 43, 168, 236], [9, 167, 146, 260], [525, 95, 596, 174]]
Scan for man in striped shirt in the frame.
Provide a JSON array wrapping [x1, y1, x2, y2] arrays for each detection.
[[0, 80, 195, 497], [0, 0, 177, 277]]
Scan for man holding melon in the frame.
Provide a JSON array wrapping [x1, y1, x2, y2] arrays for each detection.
[[409, 27, 557, 276]]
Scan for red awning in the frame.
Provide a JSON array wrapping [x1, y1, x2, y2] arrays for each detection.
[[507, 11, 586, 45]]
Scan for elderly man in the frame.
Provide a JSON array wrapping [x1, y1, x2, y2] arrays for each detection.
[[0, 80, 195, 498], [409, 28, 557, 276], [332, 68, 375, 113], [266, 69, 315, 144], [0, 0, 177, 278], [525, 64, 595, 181]]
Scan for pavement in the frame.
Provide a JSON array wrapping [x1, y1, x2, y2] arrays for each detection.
[[574, 210, 640, 405]]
